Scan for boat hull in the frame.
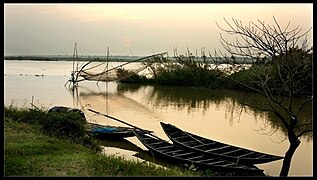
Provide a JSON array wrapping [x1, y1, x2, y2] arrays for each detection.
[[133, 129, 264, 175], [87, 122, 135, 139], [160, 122, 284, 165]]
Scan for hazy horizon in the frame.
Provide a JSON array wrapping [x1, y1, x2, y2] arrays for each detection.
[[4, 3, 313, 56]]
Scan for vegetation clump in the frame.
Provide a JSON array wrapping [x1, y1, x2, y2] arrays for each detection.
[[4, 106, 224, 176], [4, 106, 100, 151]]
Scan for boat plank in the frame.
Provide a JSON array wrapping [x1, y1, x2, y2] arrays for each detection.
[[155, 145, 175, 150], [173, 152, 195, 157], [186, 155, 204, 160], [205, 145, 231, 152], [237, 152, 255, 158], [133, 129, 264, 175], [193, 142, 216, 148], [150, 141, 166, 145], [221, 148, 243, 155], [160, 122, 284, 165], [168, 149, 185, 154]]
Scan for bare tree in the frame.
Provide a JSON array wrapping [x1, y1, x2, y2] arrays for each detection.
[[216, 16, 312, 176]]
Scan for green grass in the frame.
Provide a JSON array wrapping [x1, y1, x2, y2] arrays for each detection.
[[5, 118, 92, 176], [4, 106, 213, 177]]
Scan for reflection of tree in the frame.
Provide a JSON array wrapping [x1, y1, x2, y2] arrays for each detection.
[[117, 83, 228, 114], [224, 91, 312, 142], [117, 83, 312, 142], [69, 82, 160, 124], [265, 107, 312, 142], [117, 83, 143, 95]]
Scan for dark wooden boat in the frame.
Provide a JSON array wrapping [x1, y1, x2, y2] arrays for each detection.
[[133, 129, 264, 175], [86, 122, 135, 139], [160, 122, 284, 165], [96, 138, 143, 152], [133, 149, 178, 170]]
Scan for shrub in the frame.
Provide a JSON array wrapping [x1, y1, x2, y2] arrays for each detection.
[[4, 106, 100, 151]]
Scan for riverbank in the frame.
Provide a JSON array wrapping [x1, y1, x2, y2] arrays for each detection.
[[4, 106, 221, 177]]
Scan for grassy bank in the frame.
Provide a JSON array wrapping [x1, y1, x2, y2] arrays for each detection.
[[4, 106, 216, 177], [120, 56, 311, 98]]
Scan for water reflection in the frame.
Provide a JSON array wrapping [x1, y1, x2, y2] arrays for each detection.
[[117, 83, 230, 115], [116, 83, 312, 142], [70, 82, 312, 142], [67, 82, 312, 176]]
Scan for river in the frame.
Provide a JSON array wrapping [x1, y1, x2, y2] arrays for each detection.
[[4, 60, 313, 176]]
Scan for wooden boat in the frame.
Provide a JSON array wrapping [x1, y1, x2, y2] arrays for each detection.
[[133, 129, 264, 175], [160, 122, 284, 165], [86, 108, 153, 140], [86, 122, 135, 139], [96, 138, 143, 152], [133, 149, 178, 170]]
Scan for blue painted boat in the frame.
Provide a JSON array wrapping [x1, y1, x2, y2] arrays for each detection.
[[87, 122, 135, 140]]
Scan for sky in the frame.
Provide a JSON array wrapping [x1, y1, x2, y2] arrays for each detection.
[[4, 3, 313, 56]]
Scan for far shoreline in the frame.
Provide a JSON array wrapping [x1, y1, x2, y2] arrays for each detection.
[[4, 56, 140, 62]]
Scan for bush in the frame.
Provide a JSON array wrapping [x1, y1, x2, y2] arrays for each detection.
[[42, 111, 86, 139], [154, 67, 223, 88], [4, 106, 99, 151]]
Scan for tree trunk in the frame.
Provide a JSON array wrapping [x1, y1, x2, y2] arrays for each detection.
[[279, 133, 301, 176]]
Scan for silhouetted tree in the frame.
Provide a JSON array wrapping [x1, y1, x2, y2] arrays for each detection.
[[216, 16, 312, 177]]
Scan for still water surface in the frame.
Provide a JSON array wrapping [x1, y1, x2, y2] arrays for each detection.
[[4, 60, 313, 176]]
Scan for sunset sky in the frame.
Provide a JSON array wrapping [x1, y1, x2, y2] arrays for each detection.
[[4, 3, 313, 56]]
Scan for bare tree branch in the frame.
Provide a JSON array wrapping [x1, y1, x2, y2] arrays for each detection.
[[216, 17, 312, 176]]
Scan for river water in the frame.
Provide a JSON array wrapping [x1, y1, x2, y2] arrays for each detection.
[[4, 60, 313, 176]]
